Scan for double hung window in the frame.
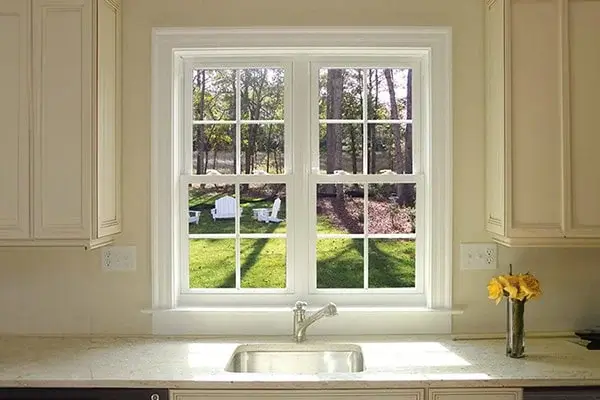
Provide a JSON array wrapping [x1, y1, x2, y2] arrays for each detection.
[[152, 29, 452, 331]]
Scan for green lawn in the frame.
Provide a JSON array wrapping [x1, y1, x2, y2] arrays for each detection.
[[188, 187, 415, 289]]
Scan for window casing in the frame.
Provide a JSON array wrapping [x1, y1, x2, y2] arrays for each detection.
[[151, 28, 452, 334]]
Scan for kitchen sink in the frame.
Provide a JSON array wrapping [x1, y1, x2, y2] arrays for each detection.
[[225, 343, 365, 374]]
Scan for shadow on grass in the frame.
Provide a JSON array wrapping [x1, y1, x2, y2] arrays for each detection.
[[317, 194, 415, 289], [317, 194, 364, 288], [368, 239, 415, 288], [217, 221, 279, 289]]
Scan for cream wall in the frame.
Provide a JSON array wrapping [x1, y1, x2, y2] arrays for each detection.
[[0, 0, 599, 335]]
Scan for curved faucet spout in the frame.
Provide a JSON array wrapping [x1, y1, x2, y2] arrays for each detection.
[[293, 302, 338, 343]]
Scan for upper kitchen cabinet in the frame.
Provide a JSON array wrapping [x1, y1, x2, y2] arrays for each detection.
[[485, 0, 600, 247], [0, 0, 122, 249], [0, 0, 31, 240]]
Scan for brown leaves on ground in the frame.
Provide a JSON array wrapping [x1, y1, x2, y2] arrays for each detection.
[[317, 196, 414, 234]]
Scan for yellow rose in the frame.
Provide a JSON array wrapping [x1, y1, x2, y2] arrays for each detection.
[[518, 273, 542, 300], [498, 275, 519, 299], [487, 277, 505, 304]]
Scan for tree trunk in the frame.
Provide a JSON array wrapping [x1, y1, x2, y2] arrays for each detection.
[[349, 125, 358, 174], [195, 70, 207, 174], [326, 69, 343, 173], [404, 69, 414, 205], [266, 125, 272, 173], [326, 69, 344, 199], [384, 69, 403, 200], [241, 76, 251, 175], [368, 70, 379, 174]]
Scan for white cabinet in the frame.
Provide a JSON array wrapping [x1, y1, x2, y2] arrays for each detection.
[[0, 0, 31, 239], [484, 0, 600, 247], [429, 388, 522, 400], [170, 389, 424, 400], [0, 0, 121, 249]]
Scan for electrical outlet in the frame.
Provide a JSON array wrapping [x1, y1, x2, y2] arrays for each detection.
[[101, 246, 136, 271], [460, 243, 497, 270]]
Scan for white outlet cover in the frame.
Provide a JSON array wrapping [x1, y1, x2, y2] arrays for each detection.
[[460, 243, 498, 270], [101, 246, 136, 271]]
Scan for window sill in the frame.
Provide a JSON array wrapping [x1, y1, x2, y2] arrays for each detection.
[[144, 307, 462, 336]]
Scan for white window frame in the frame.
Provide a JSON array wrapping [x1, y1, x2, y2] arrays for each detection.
[[150, 27, 453, 335]]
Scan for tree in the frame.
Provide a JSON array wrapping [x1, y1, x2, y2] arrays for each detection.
[[325, 69, 345, 199], [194, 70, 207, 175], [344, 69, 362, 173], [326, 69, 344, 174], [384, 69, 404, 200], [367, 69, 381, 173], [404, 69, 414, 205]]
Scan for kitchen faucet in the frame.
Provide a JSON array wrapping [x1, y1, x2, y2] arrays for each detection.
[[292, 301, 338, 343]]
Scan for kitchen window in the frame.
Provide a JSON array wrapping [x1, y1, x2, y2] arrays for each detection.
[[151, 28, 452, 335]]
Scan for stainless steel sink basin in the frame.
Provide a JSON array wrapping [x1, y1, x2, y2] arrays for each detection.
[[225, 343, 365, 374]]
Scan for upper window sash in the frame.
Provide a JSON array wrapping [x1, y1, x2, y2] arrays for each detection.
[[309, 59, 424, 177], [182, 59, 293, 176]]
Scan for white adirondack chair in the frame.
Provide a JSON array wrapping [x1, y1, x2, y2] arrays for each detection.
[[211, 196, 242, 221], [188, 210, 201, 224], [254, 197, 283, 223]]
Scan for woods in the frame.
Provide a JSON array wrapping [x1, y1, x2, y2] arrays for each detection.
[[191, 66, 414, 203], [192, 68, 284, 175], [318, 68, 414, 204]]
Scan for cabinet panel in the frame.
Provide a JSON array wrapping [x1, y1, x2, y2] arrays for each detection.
[[32, 0, 92, 239], [0, 0, 30, 239], [96, 0, 122, 237], [430, 388, 522, 400], [171, 389, 424, 400], [485, 0, 506, 235], [567, 0, 600, 235], [509, 0, 562, 236]]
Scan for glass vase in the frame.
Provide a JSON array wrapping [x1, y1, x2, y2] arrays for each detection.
[[506, 298, 526, 358]]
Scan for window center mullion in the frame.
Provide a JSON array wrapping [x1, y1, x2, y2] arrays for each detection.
[[292, 57, 312, 300]]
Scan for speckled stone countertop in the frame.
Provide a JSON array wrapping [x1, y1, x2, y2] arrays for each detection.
[[0, 335, 599, 389]]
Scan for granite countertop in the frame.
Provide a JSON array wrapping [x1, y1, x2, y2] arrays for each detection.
[[0, 335, 599, 389]]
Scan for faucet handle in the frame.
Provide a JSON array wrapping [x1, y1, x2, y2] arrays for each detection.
[[293, 301, 308, 312]]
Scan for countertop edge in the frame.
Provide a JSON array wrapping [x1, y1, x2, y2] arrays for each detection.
[[2, 379, 600, 390]]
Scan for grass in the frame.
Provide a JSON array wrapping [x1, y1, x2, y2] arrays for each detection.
[[188, 188, 415, 290]]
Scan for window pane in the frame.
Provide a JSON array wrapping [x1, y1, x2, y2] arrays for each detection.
[[317, 238, 364, 289], [192, 69, 236, 121], [367, 123, 412, 174], [319, 68, 362, 120], [192, 124, 235, 175], [317, 184, 364, 234], [241, 239, 286, 288], [241, 184, 286, 233], [241, 124, 284, 175], [368, 183, 416, 234], [189, 239, 235, 289], [189, 184, 236, 234], [241, 68, 284, 120], [319, 124, 363, 174], [367, 68, 411, 121], [368, 239, 415, 288]]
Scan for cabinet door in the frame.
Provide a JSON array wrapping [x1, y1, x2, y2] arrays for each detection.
[[171, 389, 424, 400], [96, 0, 122, 237], [32, 0, 92, 239], [565, 0, 600, 237], [508, 0, 563, 238], [429, 388, 522, 400], [484, 0, 506, 236], [0, 0, 30, 239]]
